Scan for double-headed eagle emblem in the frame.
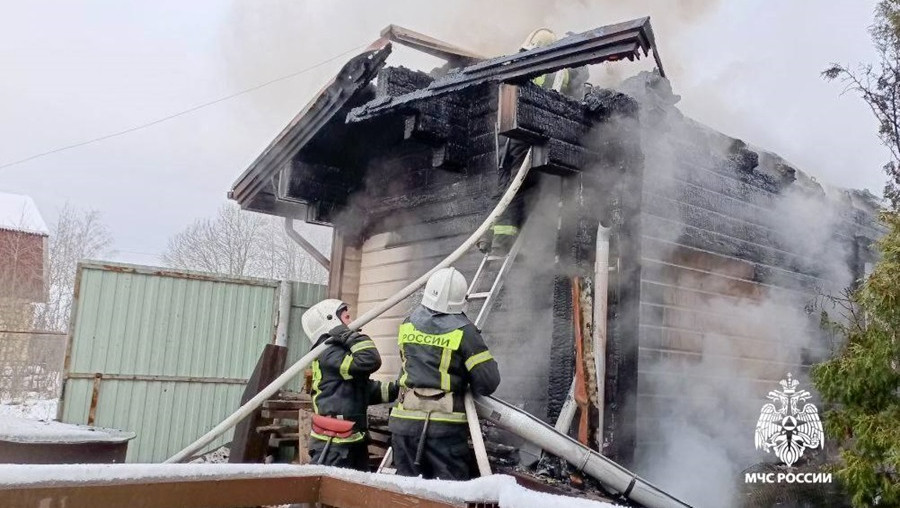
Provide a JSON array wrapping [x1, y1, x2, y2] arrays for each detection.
[[754, 373, 824, 466]]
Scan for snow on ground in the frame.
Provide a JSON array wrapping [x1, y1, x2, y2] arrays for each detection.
[[0, 464, 622, 507], [189, 445, 229, 464], [0, 415, 134, 443], [0, 398, 58, 420]]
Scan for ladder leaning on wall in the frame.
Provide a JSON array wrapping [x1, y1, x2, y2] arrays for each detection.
[[375, 226, 528, 475]]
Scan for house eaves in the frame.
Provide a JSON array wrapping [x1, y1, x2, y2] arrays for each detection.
[[228, 38, 392, 216]]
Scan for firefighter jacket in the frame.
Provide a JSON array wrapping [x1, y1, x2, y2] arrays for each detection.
[[388, 305, 501, 437], [531, 65, 589, 97], [310, 325, 398, 444]]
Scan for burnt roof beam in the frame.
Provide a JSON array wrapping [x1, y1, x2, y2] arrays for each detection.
[[380, 24, 484, 66], [348, 17, 661, 123]]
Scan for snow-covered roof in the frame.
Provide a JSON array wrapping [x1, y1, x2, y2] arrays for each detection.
[[0, 464, 620, 507], [0, 415, 135, 444], [0, 191, 49, 235]]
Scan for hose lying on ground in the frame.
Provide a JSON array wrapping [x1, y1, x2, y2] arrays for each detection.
[[473, 395, 693, 508], [164, 149, 534, 463]]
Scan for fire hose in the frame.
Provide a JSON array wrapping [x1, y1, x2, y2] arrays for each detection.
[[474, 395, 693, 508], [164, 149, 534, 464], [165, 145, 694, 508]]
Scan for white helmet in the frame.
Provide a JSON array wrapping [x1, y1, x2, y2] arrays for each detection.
[[422, 267, 468, 314], [302, 298, 348, 344], [521, 28, 557, 51]]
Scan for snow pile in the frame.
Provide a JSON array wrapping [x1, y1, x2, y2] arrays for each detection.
[[0, 415, 134, 444], [0, 464, 621, 507], [0, 399, 58, 420]]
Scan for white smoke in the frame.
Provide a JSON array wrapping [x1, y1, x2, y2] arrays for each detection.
[[601, 75, 856, 507]]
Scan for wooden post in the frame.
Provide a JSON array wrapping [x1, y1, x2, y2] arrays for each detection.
[[87, 373, 102, 425], [228, 345, 288, 463]]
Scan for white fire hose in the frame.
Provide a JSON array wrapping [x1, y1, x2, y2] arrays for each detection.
[[164, 149, 533, 464]]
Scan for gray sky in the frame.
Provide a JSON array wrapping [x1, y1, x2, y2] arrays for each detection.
[[0, 1, 889, 264]]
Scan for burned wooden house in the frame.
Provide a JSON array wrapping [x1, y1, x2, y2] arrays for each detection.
[[229, 18, 881, 471]]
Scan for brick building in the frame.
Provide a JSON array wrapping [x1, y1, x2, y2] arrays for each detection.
[[0, 192, 48, 325]]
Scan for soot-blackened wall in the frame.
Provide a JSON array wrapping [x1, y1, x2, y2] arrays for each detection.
[[620, 73, 882, 467]]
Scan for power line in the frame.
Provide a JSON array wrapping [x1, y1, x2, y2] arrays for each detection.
[[0, 43, 369, 171]]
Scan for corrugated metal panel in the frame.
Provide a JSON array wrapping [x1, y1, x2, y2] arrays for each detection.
[[60, 261, 281, 462], [284, 281, 328, 391]]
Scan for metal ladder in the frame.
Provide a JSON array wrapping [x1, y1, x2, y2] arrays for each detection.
[[466, 229, 527, 330], [375, 228, 527, 475]]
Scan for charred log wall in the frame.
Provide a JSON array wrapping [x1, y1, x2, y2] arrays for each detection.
[[622, 74, 884, 468], [580, 89, 645, 465], [346, 71, 558, 418], [346, 68, 608, 419]]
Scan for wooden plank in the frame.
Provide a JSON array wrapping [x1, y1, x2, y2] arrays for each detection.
[[228, 344, 288, 463], [87, 373, 102, 426], [349, 18, 656, 123], [263, 398, 311, 410], [341, 244, 362, 313], [359, 262, 418, 286], [0, 474, 477, 508], [380, 24, 484, 64], [372, 337, 401, 355], [358, 279, 414, 302], [328, 230, 347, 300], [319, 476, 466, 508], [231, 39, 391, 211], [360, 317, 404, 337], [0, 477, 319, 508], [261, 409, 302, 420]]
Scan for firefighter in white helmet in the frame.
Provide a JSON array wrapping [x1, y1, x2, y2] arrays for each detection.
[[388, 267, 500, 480], [479, 28, 588, 257], [302, 298, 397, 470]]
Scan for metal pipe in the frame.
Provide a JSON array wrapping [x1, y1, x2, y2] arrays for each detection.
[[275, 281, 291, 347], [284, 218, 331, 271], [593, 224, 610, 451], [165, 149, 534, 463], [464, 391, 492, 476], [473, 395, 692, 508]]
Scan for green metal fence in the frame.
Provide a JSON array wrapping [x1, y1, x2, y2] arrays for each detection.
[[59, 261, 325, 462]]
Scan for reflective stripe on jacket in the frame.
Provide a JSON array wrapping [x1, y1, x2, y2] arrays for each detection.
[[310, 329, 397, 433], [389, 306, 500, 436]]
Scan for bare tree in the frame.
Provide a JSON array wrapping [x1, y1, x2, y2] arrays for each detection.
[[824, 0, 900, 209], [32, 205, 112, 332], [162, 202, 330, 283], [162, 204, 265, 276]]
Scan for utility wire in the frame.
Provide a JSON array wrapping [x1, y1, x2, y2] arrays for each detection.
[[0, 43, 369, 171]]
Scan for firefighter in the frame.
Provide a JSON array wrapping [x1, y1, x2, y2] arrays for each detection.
[[388, 267, 501, 480], [478, 28, 588, 256], [301, 298, 398, 470]]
